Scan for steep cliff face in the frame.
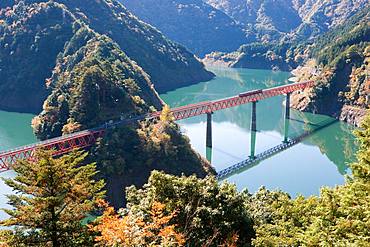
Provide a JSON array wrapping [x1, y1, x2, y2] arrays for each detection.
[[293, 0, 368, 38], [291, 7, 370, 126], [0, 0, 213, 113], [206, 0, 367, 41], [206, 0, 302, 41], [120, 0, 249, 57]]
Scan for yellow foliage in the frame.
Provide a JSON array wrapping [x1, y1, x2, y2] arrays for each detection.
[[31, 116, 42, 130], [160, 105, 174, 123], [62, 120, 82, 134]]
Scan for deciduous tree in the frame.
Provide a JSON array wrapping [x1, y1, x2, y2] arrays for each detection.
[[92, 200, 185, 246]]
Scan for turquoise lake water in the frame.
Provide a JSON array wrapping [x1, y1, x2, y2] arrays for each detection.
[[0, 67, 358, 221]]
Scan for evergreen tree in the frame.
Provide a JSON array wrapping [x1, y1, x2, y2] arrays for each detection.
[[352, 113, 370, 181], [126, 171, 254, 246], [250, 113, 370, 246], [0, 150, 105, 247]]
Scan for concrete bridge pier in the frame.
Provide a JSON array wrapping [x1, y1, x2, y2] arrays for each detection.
[[285, 93, 291, 120], [206, 112, 213, 162], [284, 93, 291, 143], [250, 101, 257, 159]]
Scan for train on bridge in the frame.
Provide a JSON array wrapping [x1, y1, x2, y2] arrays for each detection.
[[239, 89, 263, 98]]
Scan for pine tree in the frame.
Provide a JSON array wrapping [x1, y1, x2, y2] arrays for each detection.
[[0, 149, 105, 247]]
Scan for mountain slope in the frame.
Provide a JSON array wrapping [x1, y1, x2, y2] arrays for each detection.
[[293, 0, 368, 38], [291, 6, 370, 126], [0, 1, 75, 112], [206, 0, 367, 42], [57, 0, 214, 92], [120, 0, 250, 56], [31, 23, 212, 208], [206, 0, 302, 41], [0, 0, 213, 113], [0, 1, 212, 209]]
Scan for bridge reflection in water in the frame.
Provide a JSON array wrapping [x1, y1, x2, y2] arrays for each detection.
[[205, 92, 294, 165], [215, 118, 338, 180]]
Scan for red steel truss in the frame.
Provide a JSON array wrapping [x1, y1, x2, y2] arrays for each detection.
[[0, 81, 314, 172], [0, 129, 105, 172], [151, 80, 315, 120]]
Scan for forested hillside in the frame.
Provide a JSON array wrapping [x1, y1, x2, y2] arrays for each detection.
[[120, 0, 250, 56], [203, 3, 369, 125], [203, 42, 305, 70], [291, 7, 370, 126], [0, 0, 213, 113], [0, 0, 213, 208], [206, 0, 302, 41], [206, 0, 368, 42]]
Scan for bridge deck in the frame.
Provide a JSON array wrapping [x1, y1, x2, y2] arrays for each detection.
[[0, 81, 314, 172]]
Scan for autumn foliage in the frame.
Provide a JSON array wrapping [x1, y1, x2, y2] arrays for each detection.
[[92, 200, 185, 246]]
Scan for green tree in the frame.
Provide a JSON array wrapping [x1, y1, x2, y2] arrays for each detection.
[[0, 150, 105, 247], [250, 113, 370, 246], [126, 171, 254, 246], [352, 113, 370, 181]]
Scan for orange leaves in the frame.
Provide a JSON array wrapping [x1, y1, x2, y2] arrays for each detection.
[[92, 201, 185, 246], [92, 204, 134, 246], [62, 120, 82, 135], [142, 202, 185, 246]]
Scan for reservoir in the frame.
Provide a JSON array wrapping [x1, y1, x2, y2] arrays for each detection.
[[161, 67, 357, 195], [0, 67, 358, 221]]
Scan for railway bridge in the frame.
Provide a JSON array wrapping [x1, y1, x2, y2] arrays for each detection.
[[0, 81, 314, 173]]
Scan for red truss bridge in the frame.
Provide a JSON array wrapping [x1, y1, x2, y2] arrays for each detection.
[[0, 81, 314, 172]]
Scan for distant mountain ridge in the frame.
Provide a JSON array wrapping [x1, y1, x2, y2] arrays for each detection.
[[0, 0, 213, 113], [206, 0, 368, 42], [120, 0, 251, 56], [119, 0, 368, 57], [206, 0, 302, 41]]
